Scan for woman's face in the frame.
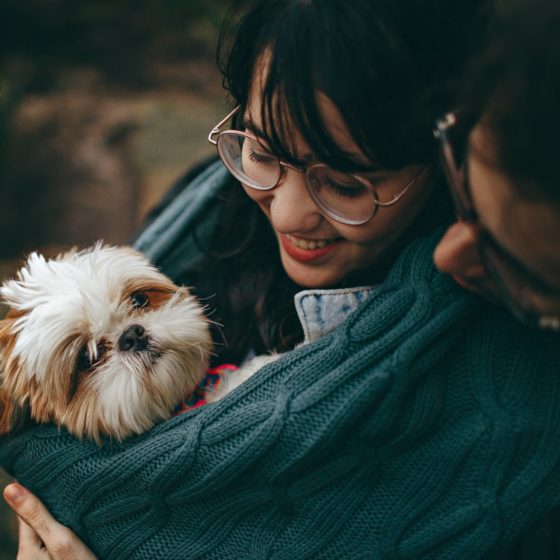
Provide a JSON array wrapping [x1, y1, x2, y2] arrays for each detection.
[[434, 123, 560, 317], [241, 90, 433, 288]]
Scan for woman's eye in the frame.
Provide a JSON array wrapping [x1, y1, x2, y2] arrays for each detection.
[[324, 176, 367, 198], [131, 291, 150, 309], [248, 150, 276, 165]]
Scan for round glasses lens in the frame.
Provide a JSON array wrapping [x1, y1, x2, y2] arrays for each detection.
[[307, 165, 376, 224], [217, 133, 279, 190]]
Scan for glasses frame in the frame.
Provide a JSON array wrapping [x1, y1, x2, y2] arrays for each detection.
[[209, 105, 420, 226], [434, 110, 560, 330]]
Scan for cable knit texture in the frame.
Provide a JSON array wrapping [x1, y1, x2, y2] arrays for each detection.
[[1, 163, 560, 559]]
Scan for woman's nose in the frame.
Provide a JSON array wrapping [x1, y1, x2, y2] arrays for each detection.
[[267, 168, 323, 233], [433, 221, 486, 278]]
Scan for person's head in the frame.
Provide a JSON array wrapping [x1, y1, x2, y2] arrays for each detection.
[[433, 0, 560, 329], [211, 0, 493, 288]]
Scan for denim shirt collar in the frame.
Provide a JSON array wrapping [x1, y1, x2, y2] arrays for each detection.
[[294, 286, 376, 343]]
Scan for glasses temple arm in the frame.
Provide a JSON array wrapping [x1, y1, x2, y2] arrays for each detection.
[[208, 105, 241, 145]]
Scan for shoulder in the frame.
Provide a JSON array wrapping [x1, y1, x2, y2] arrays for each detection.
[[141, 154, 220, 227], [132, 157, 232, 277]]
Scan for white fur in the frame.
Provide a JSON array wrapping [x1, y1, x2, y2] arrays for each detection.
[[206, 353, 280, 403], [0, 244, 214, 441]]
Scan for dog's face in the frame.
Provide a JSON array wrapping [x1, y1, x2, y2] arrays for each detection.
[[0, 245, 211, 442]]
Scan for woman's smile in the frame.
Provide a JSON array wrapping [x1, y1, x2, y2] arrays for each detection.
[[280, 234, 343, 263]]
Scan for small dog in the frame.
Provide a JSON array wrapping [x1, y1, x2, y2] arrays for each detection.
[[0, 244, 216, 442]]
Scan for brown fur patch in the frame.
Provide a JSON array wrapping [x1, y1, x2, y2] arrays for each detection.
[[0, 388, 30, 435], [123, 279, 180, 310], [0, 315, 80, 434], [0, 315, 31, 435]]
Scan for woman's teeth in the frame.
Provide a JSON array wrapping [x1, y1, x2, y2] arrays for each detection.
[[287, 235, 338, 250]]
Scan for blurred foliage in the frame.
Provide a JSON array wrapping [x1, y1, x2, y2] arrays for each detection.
[[0, 0, 232, 90], [0, 74, 22, 254], [496, 0, 528, 14], [0, 0, 238, 259]]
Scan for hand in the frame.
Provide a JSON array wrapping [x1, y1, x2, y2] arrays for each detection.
[[3, 483, 97, 560]]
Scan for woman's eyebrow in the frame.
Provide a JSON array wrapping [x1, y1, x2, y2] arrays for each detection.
[[241, 114, 382, 172], [241, 116, 268, 140]]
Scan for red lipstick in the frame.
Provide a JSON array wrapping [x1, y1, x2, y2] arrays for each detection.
[[279, 234, 342, 263]]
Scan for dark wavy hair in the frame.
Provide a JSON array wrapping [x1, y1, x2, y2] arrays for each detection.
[[463, 0, 560, 202], [175, 0, 494, 365]]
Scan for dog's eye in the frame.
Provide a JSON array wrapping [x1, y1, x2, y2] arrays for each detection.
[[76, 343, 106, 373], [131, 291, 150, 309], [76, 348, 92, 372]]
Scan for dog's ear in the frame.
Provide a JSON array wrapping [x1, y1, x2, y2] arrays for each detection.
[[0, 312, 31, 436], [0, 311, 20, 359], [0, 317, 12, 436], [0, 386, 11, 435], [0, 386, 30, 436]]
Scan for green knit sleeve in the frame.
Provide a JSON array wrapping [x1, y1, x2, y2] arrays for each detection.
[[2, 232, 560, 560]]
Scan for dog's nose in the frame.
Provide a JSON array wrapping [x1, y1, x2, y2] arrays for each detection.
[[119, 324, 148, 352]]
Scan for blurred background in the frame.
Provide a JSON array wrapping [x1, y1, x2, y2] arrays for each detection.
[[0, 0, 232, 555]]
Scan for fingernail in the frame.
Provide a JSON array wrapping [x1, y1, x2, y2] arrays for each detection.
[[4, 483, 26, 505]]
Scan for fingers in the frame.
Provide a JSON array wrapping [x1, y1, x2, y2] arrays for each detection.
[[18, 515, 44, 550], [4, 483, 56, 543], [18, 517, 50, 560], [4, 483, 98, 560]]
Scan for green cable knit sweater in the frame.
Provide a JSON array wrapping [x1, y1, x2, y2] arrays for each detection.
[[1, 163, 560, 559]]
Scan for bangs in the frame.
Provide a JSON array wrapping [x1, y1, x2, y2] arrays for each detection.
[[219, 0, 489, 172], [236, 1, 385, 173], [257, 56, 375, 173]]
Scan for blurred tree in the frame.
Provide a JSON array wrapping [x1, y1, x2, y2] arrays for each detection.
[[0, 0, 231, 89], [0, 0, 233, 259]]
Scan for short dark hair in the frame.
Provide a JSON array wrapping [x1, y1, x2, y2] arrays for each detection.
[[219, 0, 494, 170], [464, 0, 560, 202]]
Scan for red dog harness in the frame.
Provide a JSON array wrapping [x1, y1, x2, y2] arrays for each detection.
[[174, 364, 239, 414]]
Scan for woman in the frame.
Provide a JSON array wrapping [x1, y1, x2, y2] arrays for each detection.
[[147, 0, 471, 368], [5, 1, 560, 559]]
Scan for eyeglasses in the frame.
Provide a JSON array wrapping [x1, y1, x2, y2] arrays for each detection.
[[434, 111, 560, 330], [209, 105, 421, 226]]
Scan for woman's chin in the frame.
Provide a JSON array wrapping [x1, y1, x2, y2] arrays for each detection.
[[279, 251, 345, 289]]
